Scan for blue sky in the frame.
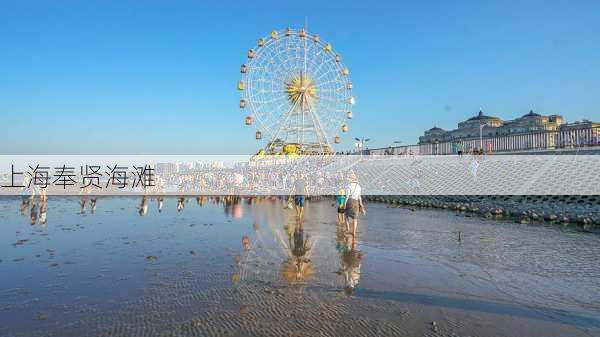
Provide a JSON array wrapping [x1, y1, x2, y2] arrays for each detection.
[[1, 0, 599, 154]]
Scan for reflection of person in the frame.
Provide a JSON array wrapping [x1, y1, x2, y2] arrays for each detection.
[[336, 189, 346, 224], [176, 197, 185, 212], [79, 195, 88, 214], [138, 196, 148, 216], [292, 223, 309, 259], [242, 235, 250, 250], [157, 196, 164, 213], [39, 200, 47, 225], [337, 233, 362, 296], [90, 197, 97, 214], [20, 179, 34, 215], [20, 195, 31, 215], [283, 218, 313, 283], [291, 174, 308, 220], [30, 201, 38, 225], [344, 172, 365, 236]]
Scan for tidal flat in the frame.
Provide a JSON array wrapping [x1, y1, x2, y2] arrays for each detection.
[[1, 196, 599, 337]]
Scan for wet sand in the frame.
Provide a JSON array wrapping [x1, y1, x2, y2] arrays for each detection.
[[0, 196, 599, 337]]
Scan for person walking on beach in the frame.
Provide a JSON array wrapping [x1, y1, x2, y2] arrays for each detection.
[[470, 157, 479, 181], [291, 173, 308, 220], [336, 189, 346, 224], [344, 172, 365, 236]]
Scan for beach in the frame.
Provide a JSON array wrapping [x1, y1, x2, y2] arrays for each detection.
[[1, 196, 599, 337]]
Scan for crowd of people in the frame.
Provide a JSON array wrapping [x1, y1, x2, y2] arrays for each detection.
[[163, 157, 349, 196]]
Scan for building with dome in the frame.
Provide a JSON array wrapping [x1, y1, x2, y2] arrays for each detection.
[[367, 109, 598, 155], [419, 110, 565, 144], [411, 109, 600, 154]]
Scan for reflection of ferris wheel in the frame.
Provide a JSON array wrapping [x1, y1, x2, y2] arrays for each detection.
[[238, 27, 355, 154]]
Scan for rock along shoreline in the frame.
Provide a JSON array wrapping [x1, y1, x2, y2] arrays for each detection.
[[364, 195, 600, 233]]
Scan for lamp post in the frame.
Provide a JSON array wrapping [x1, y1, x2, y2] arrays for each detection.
[[479, 122, 489, 153], [355, 137, 370, 158], [393, 141, 402, 155]]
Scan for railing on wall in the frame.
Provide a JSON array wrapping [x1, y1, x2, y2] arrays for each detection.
[[367, 127, 600, 155]]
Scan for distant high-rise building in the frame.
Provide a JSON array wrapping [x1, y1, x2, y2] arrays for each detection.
[[178, 162, 194, 172], [155, 163, 178, 176]]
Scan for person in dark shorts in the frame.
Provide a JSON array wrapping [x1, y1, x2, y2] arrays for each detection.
[[291, 174, 308, 220], [344, 172, 365, 236], [336, 189, 346, 224]]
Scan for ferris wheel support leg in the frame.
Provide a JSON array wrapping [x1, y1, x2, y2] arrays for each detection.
[[267, 99, 300, 154], [306, 100, 332, 154]]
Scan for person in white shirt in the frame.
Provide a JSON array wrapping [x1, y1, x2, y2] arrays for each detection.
[[470, 158, 479, 181], [343, 172, 365, 236]]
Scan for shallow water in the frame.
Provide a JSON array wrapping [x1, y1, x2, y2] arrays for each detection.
[[1, 196, 599, 337]]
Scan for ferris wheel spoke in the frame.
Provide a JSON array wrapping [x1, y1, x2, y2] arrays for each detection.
[[267, 98, 301, 149], [311, 50, 337, 81], [256, 100, 293, 133], [317, 87, 347, 93], [316, 78, 348, 89], [305, 99, 331, 153], [313, 65, 341, 84], [314, 95, 345, 103], [255, 99, 290, 117], [249, 96, 288, 108]]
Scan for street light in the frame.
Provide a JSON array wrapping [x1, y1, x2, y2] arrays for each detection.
[[479, 122, 489, 153], [354, 137, 370, 157], [391, 141, 402, 155]]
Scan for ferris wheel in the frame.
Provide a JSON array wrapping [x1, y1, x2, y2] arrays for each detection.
[[238, 27, 355, 154]]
